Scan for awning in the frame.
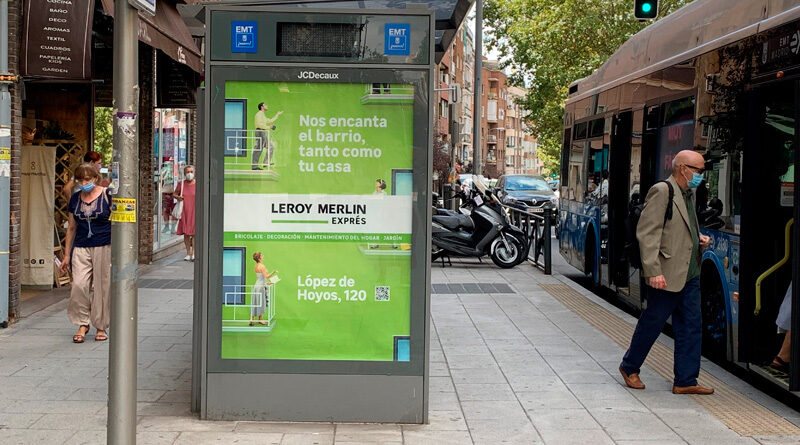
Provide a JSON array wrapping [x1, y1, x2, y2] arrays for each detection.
[[101, 0, 203, 73]]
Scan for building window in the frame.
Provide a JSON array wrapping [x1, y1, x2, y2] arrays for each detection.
[[439, 99, 449, 119]]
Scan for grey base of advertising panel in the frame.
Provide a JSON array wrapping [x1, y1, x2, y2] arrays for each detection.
[[205, 373, 425, 422]]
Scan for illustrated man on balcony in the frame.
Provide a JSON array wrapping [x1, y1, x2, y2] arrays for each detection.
[[252, 102, 283, 170]]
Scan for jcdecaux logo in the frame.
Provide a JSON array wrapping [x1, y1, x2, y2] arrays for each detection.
[[297, 71, 340, 80]]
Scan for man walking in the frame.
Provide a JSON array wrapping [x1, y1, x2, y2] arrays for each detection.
[[619, 150, 714, 395], [252, 103, 283, 170]]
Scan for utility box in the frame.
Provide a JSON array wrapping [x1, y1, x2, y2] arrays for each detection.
[[193, 4, 434, 422]]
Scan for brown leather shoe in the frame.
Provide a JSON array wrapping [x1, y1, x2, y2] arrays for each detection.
[[619, 366, 645, 389], [672, 384, 714, 395]]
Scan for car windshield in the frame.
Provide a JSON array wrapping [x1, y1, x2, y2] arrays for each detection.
[[505, 176, 550, 191]]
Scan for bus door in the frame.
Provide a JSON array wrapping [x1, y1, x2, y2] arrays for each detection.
[[741, 79, 797, 391], [608, 111, 633, 297]]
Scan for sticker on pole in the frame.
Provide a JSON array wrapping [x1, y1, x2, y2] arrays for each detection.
[[385, 24, 410, 56], [0, 147, 9, 161], [231, 21, 257, 53], [110, 198, 137, 223]]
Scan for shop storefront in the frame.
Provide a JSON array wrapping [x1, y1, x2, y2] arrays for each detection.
[[153, 108, 192, 252], [3, 0, 202, 323]]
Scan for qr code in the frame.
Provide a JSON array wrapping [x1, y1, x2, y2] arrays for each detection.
[[375, 286, 390, 301]]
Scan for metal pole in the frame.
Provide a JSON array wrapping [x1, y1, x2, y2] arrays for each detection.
[[544, 208, 552, 275], [472, 0, 482, 176], [108, 0, 139, 443], [0, 0, 11, 328]]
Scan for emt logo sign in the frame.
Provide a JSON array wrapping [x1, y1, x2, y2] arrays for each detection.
[[385, 24, 410, 56], [232, 21, 257, 53]]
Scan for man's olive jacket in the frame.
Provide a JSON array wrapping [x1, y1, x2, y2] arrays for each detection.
[[636, 175, 700, 292]]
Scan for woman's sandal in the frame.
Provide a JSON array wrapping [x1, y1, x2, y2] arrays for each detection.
[[95, 331, 108, 342], [771, 356, 790, 373], [72, 325, 89, 343]]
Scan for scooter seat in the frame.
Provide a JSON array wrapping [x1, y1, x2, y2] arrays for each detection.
[[432, 214, 474, 231]]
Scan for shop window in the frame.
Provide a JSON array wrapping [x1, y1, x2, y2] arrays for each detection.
[[225, 99, 247, 157]]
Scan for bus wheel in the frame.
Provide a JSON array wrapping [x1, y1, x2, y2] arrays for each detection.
[[700, 265, 727, 363]]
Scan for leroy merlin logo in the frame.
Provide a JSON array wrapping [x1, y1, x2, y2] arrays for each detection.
[[297, 71, 340, 80]]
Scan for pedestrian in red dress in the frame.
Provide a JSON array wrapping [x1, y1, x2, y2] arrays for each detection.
[[175, 165, 196, 261]]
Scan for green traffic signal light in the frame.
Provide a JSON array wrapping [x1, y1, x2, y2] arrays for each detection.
[[634, 0, 658, 19]]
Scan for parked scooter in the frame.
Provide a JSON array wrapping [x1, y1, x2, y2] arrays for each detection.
[[432, 180, 527, 268]]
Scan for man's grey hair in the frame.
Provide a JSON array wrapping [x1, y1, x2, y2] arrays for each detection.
[[672, 157, 679, 169], [184, 164, 195, 173]]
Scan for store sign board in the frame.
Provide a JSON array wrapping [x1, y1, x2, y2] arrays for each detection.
[[129, 0, 156, 16], [157, 52, 198, 108], [21, 0, 94, 79], [221, 80, 414, 361]]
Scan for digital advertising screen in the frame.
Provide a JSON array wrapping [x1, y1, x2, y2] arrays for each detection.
[[220, 80, 414, 361]]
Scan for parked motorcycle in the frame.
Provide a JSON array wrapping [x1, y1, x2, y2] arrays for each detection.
[[431, 180, 527, 268]]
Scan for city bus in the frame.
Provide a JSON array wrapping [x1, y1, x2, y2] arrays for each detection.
[[558, 0, 800, 395]]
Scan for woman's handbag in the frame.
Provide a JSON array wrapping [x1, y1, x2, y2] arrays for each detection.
[[171, 182, 183, 220], [171, 200, 183, 220]]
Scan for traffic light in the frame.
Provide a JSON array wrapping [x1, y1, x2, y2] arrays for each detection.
[[634, 0, 658, 20]]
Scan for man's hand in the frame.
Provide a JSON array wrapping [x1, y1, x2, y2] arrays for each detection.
[[647, 275, 667, 290], [699, 234, 711, 250]]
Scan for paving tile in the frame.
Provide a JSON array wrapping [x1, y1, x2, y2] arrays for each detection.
[[467, 418, 542, 444], [138, 415, 237, 432], [402, 429, 473, 445], [455, 383, 517, 401], [235, 422, 335, 434], [460, 400, 527, 421], [173, 431, 283, 444], [281, 433, 334, 445], [450, 367, 507, 384], [517, 388, 583, 410], [428, 376, 456, 393], [0, 412, 43, 428], [539, 429, 616, 445], [403, 410, 467, 431], [29, 413, 107, 431], [137, 402, 193, 417], [528, 408, 601, 432], [591, 410, 682, 441], [0, 428, 72, 445], [427, 390, 461, 411]]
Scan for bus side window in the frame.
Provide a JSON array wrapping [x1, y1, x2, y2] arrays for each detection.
[[700, 152, 741, 232], [560, 128, 571, 196]]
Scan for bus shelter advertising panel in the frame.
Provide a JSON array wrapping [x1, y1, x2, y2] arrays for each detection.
[[221, 80, 414, 361]]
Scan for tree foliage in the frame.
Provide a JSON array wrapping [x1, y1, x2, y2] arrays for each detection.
[[93, 107, 114, 162], [484, 0, 693, 175]]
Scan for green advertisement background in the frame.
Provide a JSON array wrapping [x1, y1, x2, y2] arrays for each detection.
[[224, 81, 414, 195], [222, 81, 413, 361]]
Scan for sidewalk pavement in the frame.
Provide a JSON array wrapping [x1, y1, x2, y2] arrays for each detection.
[[1, 253, 799, 444]]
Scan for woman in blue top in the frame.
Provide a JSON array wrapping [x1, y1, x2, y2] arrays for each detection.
[[60, 163, 113, 343]]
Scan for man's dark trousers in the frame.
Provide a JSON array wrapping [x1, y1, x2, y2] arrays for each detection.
[[620, 277, 701, 387]]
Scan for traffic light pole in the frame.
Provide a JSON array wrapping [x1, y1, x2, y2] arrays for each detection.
[[108, 0, 139, 443], [472, 0, 482, 176]]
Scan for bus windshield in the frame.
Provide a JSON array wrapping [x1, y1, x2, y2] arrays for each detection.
[[506, 176, 550, 192]]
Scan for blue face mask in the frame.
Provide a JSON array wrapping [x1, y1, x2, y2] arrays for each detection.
[[78, 182, 96, 193], [687, 172, 703, 189]]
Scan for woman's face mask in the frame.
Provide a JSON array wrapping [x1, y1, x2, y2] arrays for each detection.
[[185, 173, 195, 181], [78, 182, 96, 193]]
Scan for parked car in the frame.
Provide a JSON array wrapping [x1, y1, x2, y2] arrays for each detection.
[[494, 175, 558, 222]]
